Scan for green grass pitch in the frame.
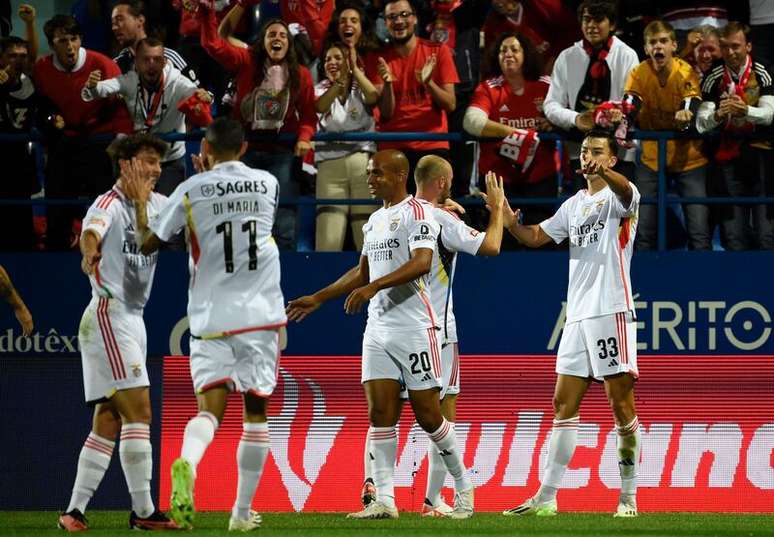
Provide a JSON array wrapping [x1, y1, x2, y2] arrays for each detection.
[[1, 512, 774, 537]]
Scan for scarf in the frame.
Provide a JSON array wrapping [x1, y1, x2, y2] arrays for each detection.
[[716, 55, 754, 162], [575, 36, 613, 113], [241, 63, 291, 131]]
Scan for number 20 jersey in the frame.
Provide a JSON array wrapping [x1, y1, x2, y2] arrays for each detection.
[[361, 195, 440, 332], [151, 161, 286, 338]]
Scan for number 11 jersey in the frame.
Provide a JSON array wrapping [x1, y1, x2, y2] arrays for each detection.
[[151, 160, 286, 338]]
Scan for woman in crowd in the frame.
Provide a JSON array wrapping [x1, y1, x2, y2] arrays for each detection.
[[197, 3, 316, 250], [314, 25, 380, 251], [312, 3, 379, 252], [463, 32, 558, 248]]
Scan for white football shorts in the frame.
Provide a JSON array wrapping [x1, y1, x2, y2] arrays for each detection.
[[362, 327, 442, 392], [78, 296, 149, 404], [189, 329, 281, 397], [556, 311, 638, 381], [440, 342, 460, 398]]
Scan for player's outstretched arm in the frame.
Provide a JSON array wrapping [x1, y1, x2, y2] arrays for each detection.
[[505, 209, 553, 248], [287, 257, 370, 321], [0, 264, 33, 336], [477, 171, 505, 256], [344, 248, 432, 314], [581, 159, 633, 207]]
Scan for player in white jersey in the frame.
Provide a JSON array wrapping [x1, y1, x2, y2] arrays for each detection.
[[501, 129, 642, 518], [358, 157, 506, 516], [287, 150, 475, 520], [60, 134, 178, 532], [131, 118, 285, 531]]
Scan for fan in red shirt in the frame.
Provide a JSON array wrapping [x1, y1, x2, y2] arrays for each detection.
[[464, 32, 559, 247], [483, 0, 580, 72], [365, 0, 459, 189], [195, 2, 316, 250], [34, 15, 132, 251]]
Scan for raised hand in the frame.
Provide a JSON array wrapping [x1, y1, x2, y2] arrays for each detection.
[[484, 171, 505, 212], [577, 158, 608, 178], [377, 57, 395, 83], [286, 295, 322, 322], [120, 157, 152, 202], [18, 4, 35, 23], [441, 197, 466, 214], [674, 109, 693, 129], [86, 70, 102, 89], [416, 53, 437, 85], [194, 88, 213, 103]]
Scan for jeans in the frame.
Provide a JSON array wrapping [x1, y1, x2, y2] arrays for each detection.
[[241, 149, 298, 250], [634, 165, 711, 250], [719, 146, 774, 250]]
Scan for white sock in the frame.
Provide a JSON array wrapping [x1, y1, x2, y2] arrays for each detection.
[[428, 419, 471, 493], [119, 423, 154, 518], [232, 422, 270, 521], [368, 426, 397, 509], [425, 422, 453, 505], [617, 416, 641, 498], [363, 433, 373, 483], [66, 433, 115, 513], [181, 411, 218, 477], [539, 416, 579, 502]]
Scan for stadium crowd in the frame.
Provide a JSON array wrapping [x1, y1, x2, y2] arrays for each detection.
[[0, 0, 772, 252]]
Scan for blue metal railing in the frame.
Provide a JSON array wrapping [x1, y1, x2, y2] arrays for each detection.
[[1, 129, 772, 252]]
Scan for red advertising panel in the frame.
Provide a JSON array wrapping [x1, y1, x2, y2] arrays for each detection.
[[159, 355, 774, 513]]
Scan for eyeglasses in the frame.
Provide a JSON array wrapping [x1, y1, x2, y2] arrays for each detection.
[[385, 10, 414, 22]]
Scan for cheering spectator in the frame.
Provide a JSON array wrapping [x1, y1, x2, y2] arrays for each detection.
[[112, 0, 198, 84], [698, 22, 774, 249], [34, 15, 132, 251], [543, 0, 639, 191], [365, 0, 459, 192], [423, 0, 489, 197], [314, 41, 378, 251], [82, 38, 213, 195], [624, 20, 710, 250], [482, 0, 579, 73], [681, 24, 722, 82], [197, 3, 316, 250], [0, 36, 36, 250], [464, 32, 557, 247]]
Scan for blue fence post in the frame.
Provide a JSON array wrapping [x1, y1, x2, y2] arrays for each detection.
[[657, 138, 668, 252], [296, 196, 315, 252]]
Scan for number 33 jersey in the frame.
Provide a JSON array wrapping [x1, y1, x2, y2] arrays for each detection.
[[151, 161, 286, 338], [361, 195, 440, 332]]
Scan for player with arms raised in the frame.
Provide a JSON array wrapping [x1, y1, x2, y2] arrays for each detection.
[[132, 118, 286, 531], [287, 149, 475, 520], [501, 129, 642, 518]]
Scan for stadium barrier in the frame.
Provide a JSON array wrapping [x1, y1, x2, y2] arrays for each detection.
[[1, 129, 773, 252]]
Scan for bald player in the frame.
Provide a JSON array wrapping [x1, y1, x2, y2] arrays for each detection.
[[287, 150, 475, 520]]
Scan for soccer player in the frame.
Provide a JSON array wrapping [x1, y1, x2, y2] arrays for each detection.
[[501, 129, 641, 518], [0, 264, 33, 335], [286, 149, 475, 520], [360, 158, 506, 516], [59, 133, 177, 532], [133, 118, 286, 531]]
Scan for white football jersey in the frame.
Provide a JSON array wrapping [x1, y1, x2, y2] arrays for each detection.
[[540, 184, 640, 323], [429, 207, 485, 344], [81, 187, 166, 310], [361, 196, 440, 332], [151, 161, 286, 338]]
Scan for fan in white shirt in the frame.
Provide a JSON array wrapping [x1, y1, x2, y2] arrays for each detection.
[[501, 129, 642, 519]]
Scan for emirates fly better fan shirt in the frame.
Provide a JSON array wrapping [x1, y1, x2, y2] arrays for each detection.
[[540, 184, 640, 323], [361, 196, 440, 332], [151, 161, 286, 338]]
